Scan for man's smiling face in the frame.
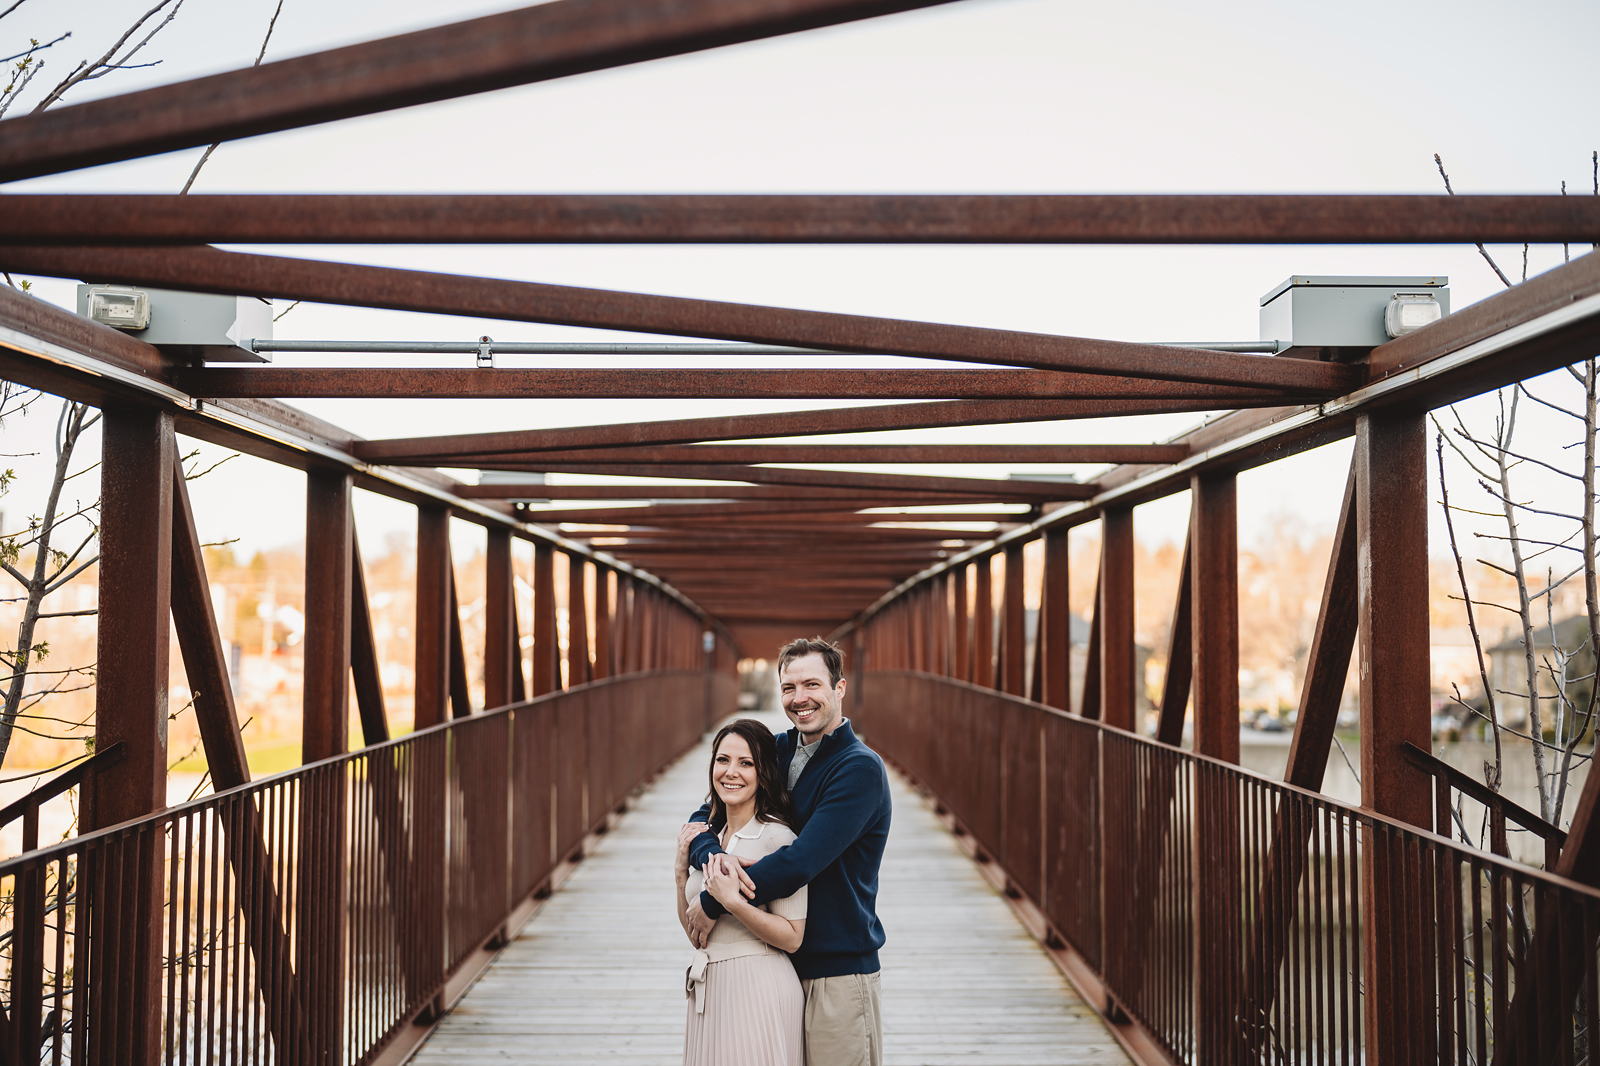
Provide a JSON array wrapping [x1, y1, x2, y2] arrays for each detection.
[[781, 651, 846, 742]]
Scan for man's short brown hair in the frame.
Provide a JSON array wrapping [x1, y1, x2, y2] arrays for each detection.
[[777, 637, 845, 688]]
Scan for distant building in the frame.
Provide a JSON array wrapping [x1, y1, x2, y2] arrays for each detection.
[[1487, 616, 1595, 730]]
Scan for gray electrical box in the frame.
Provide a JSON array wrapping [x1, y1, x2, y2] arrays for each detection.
[[1260, 275, 1448, 360], [76, 285, 272, 362]]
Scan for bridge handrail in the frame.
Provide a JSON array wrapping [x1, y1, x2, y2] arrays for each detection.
[[0, 668, 735, 1066], [858, 669, 1600, 1065]]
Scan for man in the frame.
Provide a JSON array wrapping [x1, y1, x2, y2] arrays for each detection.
[[684, 637, 892, 1066]]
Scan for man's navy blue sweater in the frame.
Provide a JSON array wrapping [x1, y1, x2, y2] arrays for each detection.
[[688, 720, 891, 979]]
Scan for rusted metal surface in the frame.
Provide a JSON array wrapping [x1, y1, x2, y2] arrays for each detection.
[[1354, 412, 1432, 828], [169, 456, 251, 791], [1001, 543, 1026, 695], [593, 569, 613, 680], [567, 554, 592, 687], [303, 469, 354, 763], [0, 670, 724, 1065], [173, 366, 1296, 403], [354, 399, 1238, 464], [1154, 536, 1192, 747], [973, 556, 995, 689], [1, 246, 1359, 392], [93, 407, 175, 831], [532, 543, 559, 697], [10, 193, 1600, 245], [351, 530, 391, 746], [952, 562, 970, 682], [859, 670, 1600, 1066], [1099, 507, 1136, 731], [481, 461, 1099, 499], [414, 506, 451, 730], [1190, 472, 1238, 764], [1354, 411, 1433, 1063], [540, 504, 1017, 523], [90, 411, 173, 1066], [484, 528, 515, 709], [447, 561, 474, 718], [0, 0, 957, 182], [1041, 532, 1069, 710], [1283, 463, 1358, 790], [1080, 570, 1102, 721], [461, 483, 968, 501], [464, 442, 1188, 464]]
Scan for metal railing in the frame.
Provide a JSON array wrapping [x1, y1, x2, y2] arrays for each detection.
[[0, 669, 735, 1065], [858, 670, 1600, 1065]]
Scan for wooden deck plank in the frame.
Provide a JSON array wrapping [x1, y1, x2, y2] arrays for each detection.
[[408, 712, 1129, 1065]]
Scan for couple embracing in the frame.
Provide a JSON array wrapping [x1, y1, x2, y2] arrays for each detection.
[[672, 637, 892, 1066]]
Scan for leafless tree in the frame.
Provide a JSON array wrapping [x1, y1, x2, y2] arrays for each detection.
[[1433, 154, 1600, 835]]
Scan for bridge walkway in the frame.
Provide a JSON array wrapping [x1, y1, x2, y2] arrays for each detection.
[[410, 713, 1130, 1065]]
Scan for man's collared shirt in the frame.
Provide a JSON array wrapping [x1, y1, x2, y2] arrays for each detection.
[[787, 735, 823, 789]]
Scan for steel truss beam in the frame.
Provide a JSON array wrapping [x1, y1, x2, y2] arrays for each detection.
[[6, 194, 1598, 245], [844, 251, 1600, 627], [0, 284, 715, 627], [172, 367, 1299, 403], [0, 245, 1358, 392], [452, 444, 1183, 465], [0, 0, 958, 183], [356, 399, 1232, 462]]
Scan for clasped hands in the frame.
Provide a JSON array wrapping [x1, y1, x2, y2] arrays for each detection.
[[679, 825, 759, 950]]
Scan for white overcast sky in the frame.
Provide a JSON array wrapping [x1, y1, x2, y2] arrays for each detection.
[[1, 0, 1598, 561]]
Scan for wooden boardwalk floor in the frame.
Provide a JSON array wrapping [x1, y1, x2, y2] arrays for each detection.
[[410, 713, 1130, 1065]]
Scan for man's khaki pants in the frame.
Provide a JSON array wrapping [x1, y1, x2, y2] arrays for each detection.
[[801, 972, 883, 1066]]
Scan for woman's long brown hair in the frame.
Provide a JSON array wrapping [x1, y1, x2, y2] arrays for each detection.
[[706, 718, 795, 831]]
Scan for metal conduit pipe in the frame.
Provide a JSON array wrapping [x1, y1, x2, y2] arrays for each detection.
[[247, 339, 1287, 355]]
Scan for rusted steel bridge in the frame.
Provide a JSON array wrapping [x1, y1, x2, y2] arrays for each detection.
[[1, 1, 1600, 1063]]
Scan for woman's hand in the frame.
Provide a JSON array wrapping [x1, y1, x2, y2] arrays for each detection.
[[675, 822, 708, 880], [704, 853, 746, 909]]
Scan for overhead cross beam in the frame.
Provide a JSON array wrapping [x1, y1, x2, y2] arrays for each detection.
[[0, 0, 960, 183], [353, 400, 1233, 463], [460, 444, 1185, 465], [461, 485, 1008, 503], [1, 245, 1359, 392], [6, 194, 1598, 245], [170, 367, 1292, 402]]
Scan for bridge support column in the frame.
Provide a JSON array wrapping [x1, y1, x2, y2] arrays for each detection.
[[304, 469, 353, 761], [568, 554, 591, 686], [1042, 530, 1070, 710], [953, 563, 970, 681], [91, 407, 174, 1066], [415, 505, 452, 730], [1355, 411, 1433, 1063], [1190, 471, 1242, 1064], [974, 556, 994, 688], [1099, 506, 1135, 730], [1001, 542, 1026, 695], [593, 567, 613, 681], [485, 527, 515, 708], [301, 469, 352, 1062], [533, 542, 559, 695]]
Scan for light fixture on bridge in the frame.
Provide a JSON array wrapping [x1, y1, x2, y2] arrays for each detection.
[[1384, 292, 1444, 337], [1260, 275, 1449, 360], [83, 286, 152, 331], [77, 284, 272, 362]]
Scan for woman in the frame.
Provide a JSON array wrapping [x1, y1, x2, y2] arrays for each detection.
[[674, 719, 807, 1066]]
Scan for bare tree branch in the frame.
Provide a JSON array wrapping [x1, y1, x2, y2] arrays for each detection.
[[32, 0, 184, 113], [1435, 153, 1514, 288], [180, 0, 285, 194]]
